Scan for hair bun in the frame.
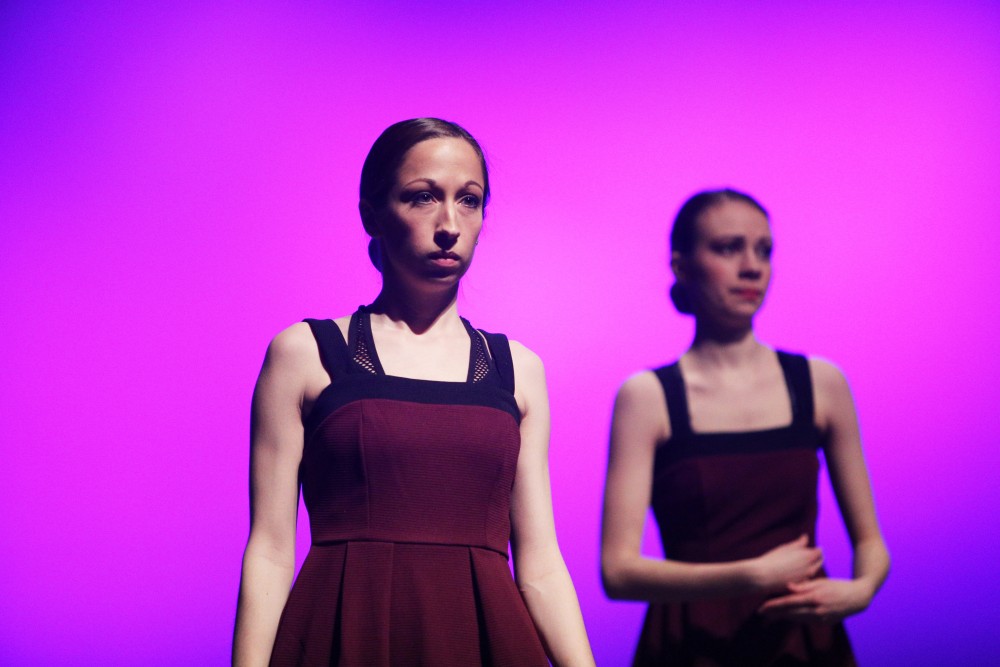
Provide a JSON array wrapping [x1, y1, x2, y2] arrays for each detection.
[[670, 282, 693, 315], [367, 238, 383, 273]]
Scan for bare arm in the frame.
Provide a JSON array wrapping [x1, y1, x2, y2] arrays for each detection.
[[759, 359, 890, 622], [508, 342, 595, 667], [232, 324, 318, 666], [601, 371, 824, 603]]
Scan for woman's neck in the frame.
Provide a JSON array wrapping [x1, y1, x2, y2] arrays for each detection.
[[688, 319, 768, 368], [368, 275, 462, 336]]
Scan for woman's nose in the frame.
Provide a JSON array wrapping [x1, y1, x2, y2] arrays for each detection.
[[434, 228, 458, 250], [739, 250, 763, 277], [434, 205, 460, 248]]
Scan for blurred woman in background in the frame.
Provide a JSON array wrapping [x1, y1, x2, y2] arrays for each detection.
[[601, 188, 889, 666]]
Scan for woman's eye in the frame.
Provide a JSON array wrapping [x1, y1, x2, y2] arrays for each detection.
[[460, 194, 481, 209], [757, 243, 773, 260], [412, 192, 434, 204], [712, 241, 742, 255]]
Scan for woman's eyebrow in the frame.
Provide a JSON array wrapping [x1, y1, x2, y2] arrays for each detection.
[[401, 178, 437, 188]]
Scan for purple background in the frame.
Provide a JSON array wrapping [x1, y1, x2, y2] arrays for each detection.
[[2, 2, 998, 665]]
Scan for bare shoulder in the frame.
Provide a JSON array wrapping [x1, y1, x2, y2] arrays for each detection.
[[612, 370, 670, 443], [617, 370, 664, 406], [808, 356, 857, 432], [265, 322, 321, 372], [508, 339, 544, 377], [257, 320, 339, 411], [507, 340, 546, 418], [807, 356, 852, 399], [505, 341, 547, 428]]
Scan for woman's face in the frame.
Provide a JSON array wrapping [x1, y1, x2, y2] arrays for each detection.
[[675, 199, 773, 324], [370, 137, 485, 287]]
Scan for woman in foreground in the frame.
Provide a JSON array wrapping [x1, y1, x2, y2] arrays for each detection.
[[234, 118, 594, 666], [601, 189, 889, 666]]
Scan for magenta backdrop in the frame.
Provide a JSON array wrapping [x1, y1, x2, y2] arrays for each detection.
[[2, 1, 998, 665]]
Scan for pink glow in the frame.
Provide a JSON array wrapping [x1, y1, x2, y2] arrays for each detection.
[[2, 2, 998, 664]]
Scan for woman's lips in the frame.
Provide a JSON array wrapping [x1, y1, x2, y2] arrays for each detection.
[[428, 251, 461, 266]]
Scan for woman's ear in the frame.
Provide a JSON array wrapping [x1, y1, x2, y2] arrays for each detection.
[[359, 200, 380, 237], [670, 251, 687, 282]]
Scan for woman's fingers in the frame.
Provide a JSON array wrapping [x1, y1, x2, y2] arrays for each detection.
[[759, 590, 813, 613]]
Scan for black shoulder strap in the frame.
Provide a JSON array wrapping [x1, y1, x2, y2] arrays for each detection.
[[303, 318, 351, 378], [481, 331, 515, 394], [653, 362, 691, 438], [776, 350, 814, 427]]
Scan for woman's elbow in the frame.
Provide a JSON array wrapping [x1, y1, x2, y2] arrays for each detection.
[[601, 556, 635, 600], [877, 540, 892, 579]]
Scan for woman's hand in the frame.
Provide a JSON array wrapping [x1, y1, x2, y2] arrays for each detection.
[[751, 535, 824, 593], [757, 577, 873, 624]]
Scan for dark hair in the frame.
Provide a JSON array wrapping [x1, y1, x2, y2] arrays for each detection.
[[360, 118, 490, 272], [669, 188, 769, 314], [360, 118, 490, 212]]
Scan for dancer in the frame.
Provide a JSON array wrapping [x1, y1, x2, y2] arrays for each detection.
[[601, 189, 889, 665], [234, 118, 594, 666]]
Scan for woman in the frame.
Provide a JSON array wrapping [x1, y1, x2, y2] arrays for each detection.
[[233, 118, 594, 666], [601, 189, 889, 665]]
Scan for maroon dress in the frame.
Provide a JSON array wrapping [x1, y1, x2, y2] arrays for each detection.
[[634, 351, 856, 666], [269, 309, 549, 666]]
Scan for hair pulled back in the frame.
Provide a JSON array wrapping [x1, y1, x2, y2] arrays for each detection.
[[669, 188, 769, 314]]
